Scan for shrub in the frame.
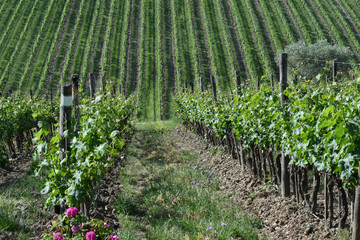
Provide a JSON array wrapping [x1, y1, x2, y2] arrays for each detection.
[[278, 39, 354, 80]]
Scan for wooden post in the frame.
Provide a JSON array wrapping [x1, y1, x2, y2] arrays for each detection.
[[210, 75, 217, 103], [333, 60, 338, 82], [72, 74, 79, 133], [50, 89, 53, 109], [236, 70, 241, 94], [59, 84, 72, 160], [30, 90, 33, 101], [199, 77, 204, 93], [271, 74, 274, 92], [257, 76, 260, 90], [189, 82, 194, 93], [89, 73, 96, 98], [280, 53, 290, 197], [119, 84, 122, 95], [352, 168, 360, 240], [324, 174, 328, 229], [102, 76, 106, 92], [112, 84, 116, 96], [58, 84, 72, 213]]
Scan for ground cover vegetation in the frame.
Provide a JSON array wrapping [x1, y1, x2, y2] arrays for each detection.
[[116, 122, 264, 239], [0, 0, 359, 120]]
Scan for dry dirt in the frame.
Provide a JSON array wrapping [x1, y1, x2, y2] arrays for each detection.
[[170, 126, 343, 240]]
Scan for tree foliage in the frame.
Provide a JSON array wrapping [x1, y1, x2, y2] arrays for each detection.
[[280, 39, 354, 79]]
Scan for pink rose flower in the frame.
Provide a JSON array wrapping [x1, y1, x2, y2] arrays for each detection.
[[53, 232, 64, 240], [110, 235, 119, 240], [66, 207, 79, 218], [86, 231, 97, 240]]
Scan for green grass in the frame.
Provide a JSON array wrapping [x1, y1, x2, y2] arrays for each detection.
[[115, 121, 265, 239], [0, 173, 48, 238]]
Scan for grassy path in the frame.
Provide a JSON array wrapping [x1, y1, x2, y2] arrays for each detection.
[[115, 122, 263, 239]]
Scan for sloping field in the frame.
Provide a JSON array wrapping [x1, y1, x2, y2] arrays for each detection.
[[0, 0, 360, 120]]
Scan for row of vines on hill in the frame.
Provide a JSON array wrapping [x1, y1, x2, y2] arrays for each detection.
[[0, 85, 135, 211], [34, 90, 135, 209], [176, 75, 360, 230], [1, 0, 360, 120]]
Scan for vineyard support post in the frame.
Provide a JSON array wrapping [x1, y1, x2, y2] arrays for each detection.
[[199, 77, 204, 93], [333, 61, 338, 82], [210, 75, 217, 103], [30, 90, 33, 101], [189, 82, 194, 93], [271, 74, 274, 92], [119, 84, 122, 95], [89, 73, 96, 98], [102, 76, 106, 92], [58, 84, 72, 213], [257, 76, 260, 90], [280, 53, 290, 198], [50, 89, 53, 109], [352, 168, 360, 240], [72, 74, 80, 133], [236, 71, 241, 94], [325, 174, 328, 229]]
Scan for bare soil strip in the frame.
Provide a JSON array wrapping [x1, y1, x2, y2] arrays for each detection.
[[171, 126, 345, 239]]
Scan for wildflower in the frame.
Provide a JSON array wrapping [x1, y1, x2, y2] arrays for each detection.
[[71, 225, 80, 234], [104, 221, 110, 227], [66, 207, 79, 218], [209, 172, 214, 177], [193, 166, 198, 170], [201, 180, 204, 184], [191, 181, 196, 185], [57, 229, 61, 232], [173, 201, 176, 204], [86, 231, 97, 240], [185, 199, 187, 202], [110, 235, 119, 240], [91, 228, 94, 231], [221, 222, 226, 226], [206, 226, 213, 231], [53, 232, 64, 240], [196, 183, 199, 186]]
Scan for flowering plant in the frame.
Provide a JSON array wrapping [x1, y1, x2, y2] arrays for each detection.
[[42, 207, 119, 240]]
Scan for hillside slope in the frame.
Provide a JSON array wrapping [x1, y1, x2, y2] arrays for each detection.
[[0, 0, 359, 120]]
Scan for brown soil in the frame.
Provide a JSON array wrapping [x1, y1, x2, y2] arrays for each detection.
[[0, 152, 33, 190], [170, 126, 342, 239]]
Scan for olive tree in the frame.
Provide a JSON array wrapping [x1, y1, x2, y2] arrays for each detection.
[[279, 40, 353, 80]]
